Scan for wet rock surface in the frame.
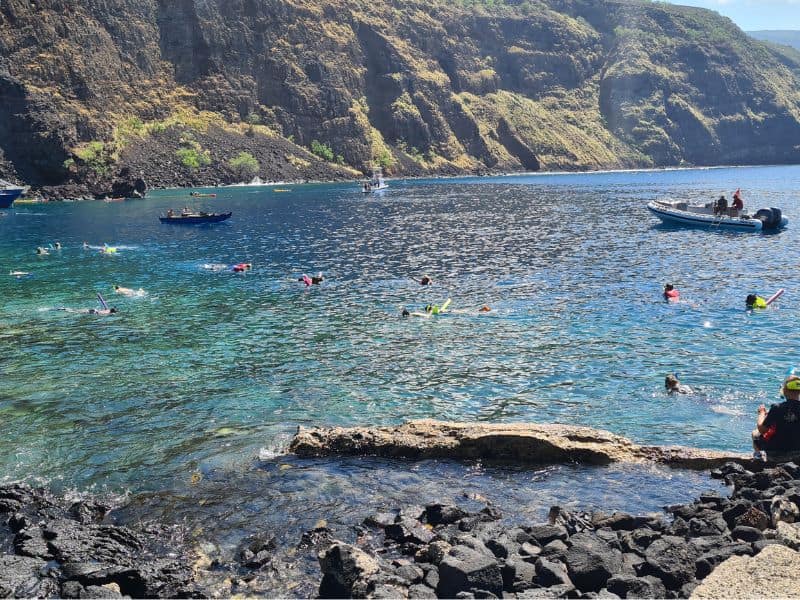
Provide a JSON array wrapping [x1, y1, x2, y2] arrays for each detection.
[[290, 420, 754, 469], [0, 483, 202, 598], [316, 461, 800, 599]]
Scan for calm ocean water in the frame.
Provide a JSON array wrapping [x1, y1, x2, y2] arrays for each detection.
[[2, 165, 799, 579]]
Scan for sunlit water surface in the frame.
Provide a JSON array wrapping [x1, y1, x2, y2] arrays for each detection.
[[2, 166, 799, 588]]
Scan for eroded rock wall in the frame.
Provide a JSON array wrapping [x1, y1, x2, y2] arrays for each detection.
[[1, 0, 799, 194]]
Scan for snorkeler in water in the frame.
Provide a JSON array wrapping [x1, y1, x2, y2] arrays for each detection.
[[114, 285, 147, 297], [299, 272, 323, 286], [663, 284, 680, 301]]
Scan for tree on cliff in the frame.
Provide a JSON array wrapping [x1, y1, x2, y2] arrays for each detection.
[[229, 152, 260, 182]]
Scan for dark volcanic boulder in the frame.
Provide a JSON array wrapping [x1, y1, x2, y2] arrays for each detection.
[[534, 557, 572, 587], [606, 574, 666, 599], [437, 545, 503, 598], [564, 532, 623, 592], [731, 525, 763, 542], [319, 542, 382, 598], [501, 558, 537, 592], [385, 518, 435, 545], [426, 503, 469, 526], [643, 536, 699, 590], [528, 524, 568, 546]]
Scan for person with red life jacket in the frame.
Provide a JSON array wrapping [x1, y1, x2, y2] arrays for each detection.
[[732, 188, 744, 212], [663, 283, 680, 301], [752, 373, 800, 457]]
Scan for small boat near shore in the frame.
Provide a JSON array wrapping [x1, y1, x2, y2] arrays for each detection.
[[361, 168, 388, 194], [647, 199, 788, 232], [0, 179, 27, 208], [190, 192, 217, 198], [159, 211, 231, 224]]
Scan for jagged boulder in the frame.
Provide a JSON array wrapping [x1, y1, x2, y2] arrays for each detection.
[[319, 542, 382, 597]]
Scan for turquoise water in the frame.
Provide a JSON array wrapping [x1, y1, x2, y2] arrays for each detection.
[[1, 165, 798, 496]]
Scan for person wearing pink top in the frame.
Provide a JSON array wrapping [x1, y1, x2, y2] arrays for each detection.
[[663, 283, 680, 301]]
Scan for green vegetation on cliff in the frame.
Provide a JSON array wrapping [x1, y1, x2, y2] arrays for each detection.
[[0, 0, 798, 194]]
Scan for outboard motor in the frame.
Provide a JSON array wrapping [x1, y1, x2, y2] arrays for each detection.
[[754, 208, 783, 229], [754, 207, 783, 229], [754, 208, 772, 226], [769, 208, 783, 229]]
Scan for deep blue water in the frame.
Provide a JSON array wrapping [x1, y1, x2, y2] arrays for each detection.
[[2, 166, 798, 580]]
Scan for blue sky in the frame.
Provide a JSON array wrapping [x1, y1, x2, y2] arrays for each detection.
[[663, 1, 800, 30]]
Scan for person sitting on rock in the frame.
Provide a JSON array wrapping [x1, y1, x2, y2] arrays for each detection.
[[753, 374, 800, 457], [665, 374, 693, 395]]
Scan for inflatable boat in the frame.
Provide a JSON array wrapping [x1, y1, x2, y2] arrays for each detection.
[[647, 200, 788, 232]]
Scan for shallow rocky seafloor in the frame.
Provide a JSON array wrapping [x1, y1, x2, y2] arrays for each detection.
[[2, 460, 800, 598]]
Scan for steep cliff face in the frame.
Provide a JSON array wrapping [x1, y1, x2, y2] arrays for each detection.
[[0, 0, 799, 195]]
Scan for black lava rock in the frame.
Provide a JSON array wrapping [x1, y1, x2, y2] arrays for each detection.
[[386, 518, 436, 545], [437, 545, 503, 598], [426, 504, 469, 526], [643, 536, 699, 590], [564, 532, 623, 592], [731, 525, 763, 542], [534, 557, 572, 587], [528, 524, 568, 546], [606, 574, 667, 599]]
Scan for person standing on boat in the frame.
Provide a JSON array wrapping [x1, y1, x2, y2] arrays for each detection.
[[732, 189, 744, 213]]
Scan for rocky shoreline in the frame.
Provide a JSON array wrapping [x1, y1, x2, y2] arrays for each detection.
[[3, 453, 800, 598], [318, 460, 800, 599]]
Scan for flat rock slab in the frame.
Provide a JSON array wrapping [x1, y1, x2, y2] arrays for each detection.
[[289, 420, 752, 469], [691, 544, 800, 599]]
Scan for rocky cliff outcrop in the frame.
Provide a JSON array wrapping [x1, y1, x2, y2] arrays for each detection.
[[1, 0, 799, 196], [289, 420, 753, 470]]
